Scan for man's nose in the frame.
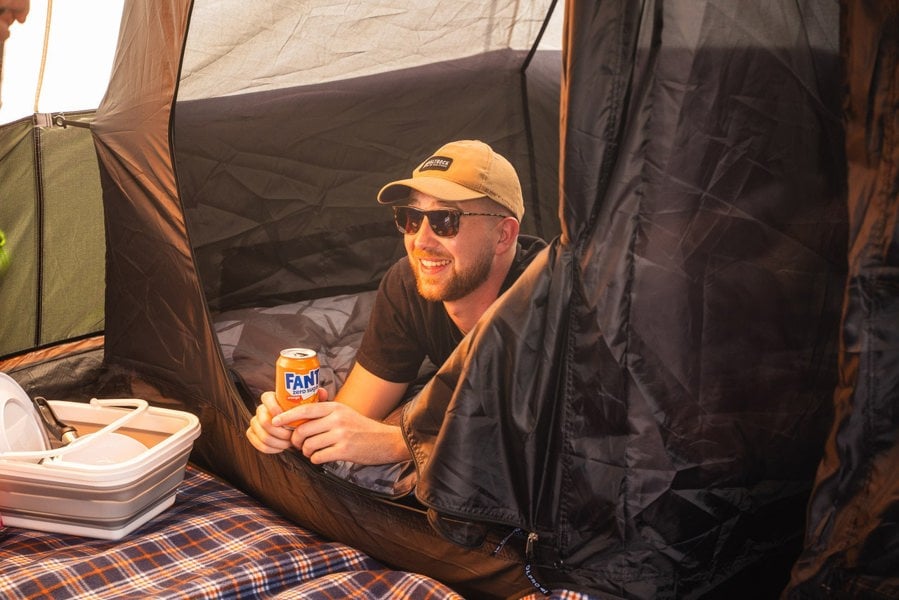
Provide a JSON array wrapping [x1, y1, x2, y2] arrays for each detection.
[[412, 216, 439, 245]]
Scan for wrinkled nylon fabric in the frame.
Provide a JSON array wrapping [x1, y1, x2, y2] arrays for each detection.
[[405, 1, 847, 597], [785, 2, 899, 598]]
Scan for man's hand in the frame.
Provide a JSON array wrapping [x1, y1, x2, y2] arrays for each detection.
[[274, 400, 411, 465], [0, 1, 30, 42], [246, 386, 412, 465], [246, 389, 308, 454]]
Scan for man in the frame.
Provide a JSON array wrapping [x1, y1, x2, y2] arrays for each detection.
[[0, 0, 29, 266], [0, 0, 29, 42], [246, 139, 546, 465]]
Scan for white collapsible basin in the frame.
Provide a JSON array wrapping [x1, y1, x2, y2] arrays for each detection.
[[0, 400, 201, 540]]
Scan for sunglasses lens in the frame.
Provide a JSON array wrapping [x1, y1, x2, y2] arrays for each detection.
[[394, 206, 423, 234], [428, 210, 458, 237], [393, 207, 461, 237]]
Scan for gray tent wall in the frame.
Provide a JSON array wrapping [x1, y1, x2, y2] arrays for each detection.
[[173, 48, 561, 311]]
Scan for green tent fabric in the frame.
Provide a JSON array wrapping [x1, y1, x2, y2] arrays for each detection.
[[0, 112, 104, 357]]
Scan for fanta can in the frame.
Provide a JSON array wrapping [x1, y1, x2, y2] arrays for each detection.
[[275, 348, 320, 428]]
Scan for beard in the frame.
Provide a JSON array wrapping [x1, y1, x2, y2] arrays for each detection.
[[412, 245, 494, 302]]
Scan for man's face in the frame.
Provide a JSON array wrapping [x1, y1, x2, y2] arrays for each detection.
[[404, 191, 501, 302]]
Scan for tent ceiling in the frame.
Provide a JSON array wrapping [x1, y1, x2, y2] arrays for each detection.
[[179, 0, 562, 100]]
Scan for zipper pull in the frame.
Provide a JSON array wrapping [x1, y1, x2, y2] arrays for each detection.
[[523, 532, 551, 596]]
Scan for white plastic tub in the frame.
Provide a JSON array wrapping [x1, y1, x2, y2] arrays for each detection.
[[0, 400, 201, 540]]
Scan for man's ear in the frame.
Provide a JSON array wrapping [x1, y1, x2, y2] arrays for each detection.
[[496, 217, 520, 254]]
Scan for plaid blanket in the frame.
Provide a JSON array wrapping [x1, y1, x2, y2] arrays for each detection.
[[0, 464, 459, 599], [1, 464, 596, 599]]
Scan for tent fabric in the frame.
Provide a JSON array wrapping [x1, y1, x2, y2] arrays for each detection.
[[92, 0, 234, 417], [0, 111, 105, 358], [4, 0, 896, 598], [174, 51, 561, 310], [175, 0, 563, 311], [785, 2, 899, 598], [404, 0, 847, 596], [90, 1, 565, 597], [177, 0, 561, 101]]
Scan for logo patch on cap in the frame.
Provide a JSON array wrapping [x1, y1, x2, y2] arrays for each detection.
[[419, 156, 453, 172]]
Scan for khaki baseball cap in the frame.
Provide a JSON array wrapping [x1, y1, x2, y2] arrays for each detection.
[[377, 140, 524, 220]]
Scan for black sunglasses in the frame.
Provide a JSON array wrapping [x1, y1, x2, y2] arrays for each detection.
[[392, 206, 509, 238]]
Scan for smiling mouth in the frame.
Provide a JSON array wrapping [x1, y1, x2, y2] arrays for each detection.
[[419, 257, 451, 270]]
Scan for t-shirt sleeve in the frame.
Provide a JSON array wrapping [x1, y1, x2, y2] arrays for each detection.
[[355, 260, 428, 383]]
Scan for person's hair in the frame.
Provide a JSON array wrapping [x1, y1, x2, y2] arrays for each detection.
[[478, 196, 516, 220]]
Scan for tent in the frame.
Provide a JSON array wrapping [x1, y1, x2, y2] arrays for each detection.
[[1, 0, 896, 598]]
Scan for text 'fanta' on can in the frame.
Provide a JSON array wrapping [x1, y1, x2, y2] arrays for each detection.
[[283, 369, 319, 398]]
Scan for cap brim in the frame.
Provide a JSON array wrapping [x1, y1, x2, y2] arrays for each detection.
[[377, 177, 485, 205]]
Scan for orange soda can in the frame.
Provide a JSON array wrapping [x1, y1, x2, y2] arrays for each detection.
[[275, 348, 320, 428]]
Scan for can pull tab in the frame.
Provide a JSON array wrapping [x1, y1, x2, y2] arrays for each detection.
[[32, 396, 79, 446]]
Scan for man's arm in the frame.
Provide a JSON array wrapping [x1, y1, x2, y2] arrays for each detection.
[[333, 362, 409, 419]]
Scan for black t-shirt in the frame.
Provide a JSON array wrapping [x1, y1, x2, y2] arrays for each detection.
[[355, 235, 547, 383]]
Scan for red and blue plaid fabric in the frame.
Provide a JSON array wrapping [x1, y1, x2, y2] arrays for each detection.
[[0, 465, 460, 599], [1, 464, 596, 599]]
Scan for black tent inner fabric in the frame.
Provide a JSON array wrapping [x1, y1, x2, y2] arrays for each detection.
[[402, 2, 846, 595]]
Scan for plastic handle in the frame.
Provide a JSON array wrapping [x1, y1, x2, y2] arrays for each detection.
[[0, 398, 148, 462]]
